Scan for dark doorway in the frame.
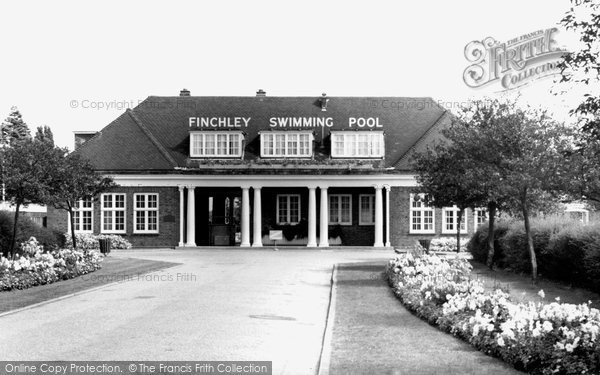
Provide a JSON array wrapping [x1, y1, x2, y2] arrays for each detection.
[[195, 188, 241, 246]]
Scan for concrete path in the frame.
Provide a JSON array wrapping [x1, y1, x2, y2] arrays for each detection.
[[0, 249, 393, 375], [326, 262, 522, 375]]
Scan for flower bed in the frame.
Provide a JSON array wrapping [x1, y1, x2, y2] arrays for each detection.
[[0, 237, 103, 291], [429, 237, 469, 252], [64, 233, 132, 250], [386, 252, 600, 374]]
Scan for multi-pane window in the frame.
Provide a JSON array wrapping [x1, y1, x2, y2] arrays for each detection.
[[329, 195, 352, 225], [331, 131, 384, 158], [72, 198, 93, 233], [134, 193, 159, 233], [474, 208, 488, 230], [409, 194, 434, 234], [190, 132, 243, 157], [359, 194, 375, 225], [101, 193, 126, 233], [442, 206, 467, 234], [261, 132, 312, 157], [277, 194, 301, 224]]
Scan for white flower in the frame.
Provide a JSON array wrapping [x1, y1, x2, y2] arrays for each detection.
[[538, 290, 545, 299], [497, 336, 505, 347], [542, 321, 553, 332]]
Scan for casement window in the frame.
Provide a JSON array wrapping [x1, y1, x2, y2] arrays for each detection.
[[72, 198, 93, 233], [409, 194, 434, 234], [261, 132, 313, 157], [190, 132, 243, 157], [473, 208, 488, 230], [330, 131, 384, 158], [134, 193, 159, 233], [276, 194, 301, 225], [101, 193, 126, 233], [442, 206, 468, 234], [329, 194, 352, 225], [359, 194, 376, 225]]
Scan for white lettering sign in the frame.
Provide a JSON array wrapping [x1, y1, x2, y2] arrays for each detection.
[[268, 117, 334, 128], [189, 117, 251, 128], [348, 117, 383, 128]]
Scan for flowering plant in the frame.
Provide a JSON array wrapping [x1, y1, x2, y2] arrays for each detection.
[[387, 252, 600, 374], [0, 237, 103, 291], [429, 237, 469, 252], [64, 233, 132, 250]]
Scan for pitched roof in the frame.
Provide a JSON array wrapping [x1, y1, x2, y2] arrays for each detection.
[[76, 95, 448, 174]]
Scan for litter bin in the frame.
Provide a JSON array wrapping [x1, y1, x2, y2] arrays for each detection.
[[99, 238, 111, 255], [418, 239, 431, 253]]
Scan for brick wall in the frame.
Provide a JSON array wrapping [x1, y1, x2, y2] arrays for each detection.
[[389, 187, 475, 248], [47, 187, 180, 248]]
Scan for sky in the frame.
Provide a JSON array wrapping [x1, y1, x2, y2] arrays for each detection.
[[0, 0, 583, 150]]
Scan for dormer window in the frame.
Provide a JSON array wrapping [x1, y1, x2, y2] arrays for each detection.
[[330, 131, 384, 158], [190, 131, 243, 157], [260, 131, 313, 157]]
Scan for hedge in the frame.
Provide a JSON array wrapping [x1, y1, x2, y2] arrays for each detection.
[[468, 217, 600, 292], [0, 210, 64, 255]]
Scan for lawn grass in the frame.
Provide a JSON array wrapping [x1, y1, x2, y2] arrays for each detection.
[[328, 261, 520, 374], [469, 260, 600, 305], [0, 256, 179, 314]]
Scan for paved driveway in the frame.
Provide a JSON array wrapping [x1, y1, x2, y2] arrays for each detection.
[[0, 249, 393, 375]]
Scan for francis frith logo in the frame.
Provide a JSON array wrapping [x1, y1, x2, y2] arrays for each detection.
[[463, 28, 567, 90]]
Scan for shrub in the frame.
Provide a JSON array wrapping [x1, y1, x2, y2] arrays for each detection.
[[387, 252, 600, 374], [468, 217, 600, 292], [64, 233, 132, 250], [0, 237, 103, 291], [0, 210, 63, 255]]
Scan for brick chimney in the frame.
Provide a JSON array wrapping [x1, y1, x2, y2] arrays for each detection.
[[319, 93, 329, 111], [180, 88, 191, 96]]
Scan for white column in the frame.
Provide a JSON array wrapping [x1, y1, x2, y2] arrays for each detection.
[[241, 186, 251, 247], [374, 185, 384, 247], [319, 187, 329, 247], [307, 187, 317, 247], [185, 186, 196, 246], [178, 186, 185, 247], [384, 185, 391, 247], [252, 187, 263, 247]]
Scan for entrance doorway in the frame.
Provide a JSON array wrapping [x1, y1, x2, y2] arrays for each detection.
[[196, 189, 241, 246]]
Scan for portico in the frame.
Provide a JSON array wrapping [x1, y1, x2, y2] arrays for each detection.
[[111, 174, 413, 249]]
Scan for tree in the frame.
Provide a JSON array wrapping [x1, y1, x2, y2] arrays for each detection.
[[461, 102, 573, 281], [412, 142, 486, 253], [1, 107, 31, 146], [558, 0, 600, 139], [46, 152, 115, 249], [1, 139, 63, 256], [34, 125, 54, 147], [447, 99, 529, 269], [418, 98, 575, 280]]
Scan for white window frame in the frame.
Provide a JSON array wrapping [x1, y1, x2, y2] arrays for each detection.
[[473, 208, 488, 230], [276, 194, 301, 225], [70, 198, 93, 233], [359, 194, 376, 225], [330, 131, 384, 158], [190, 131, 243, 157], [101, 193, 126, 234], [442, 206, 468, 234], [329, 194, 352, 225], [133, 193, 159, 234], [260, 131, 313, 157], [409, 194, 435, 234]]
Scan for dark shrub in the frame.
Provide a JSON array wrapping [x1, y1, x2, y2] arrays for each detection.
[[0, 211, 61, 255], [469, 216, 600, 292]]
